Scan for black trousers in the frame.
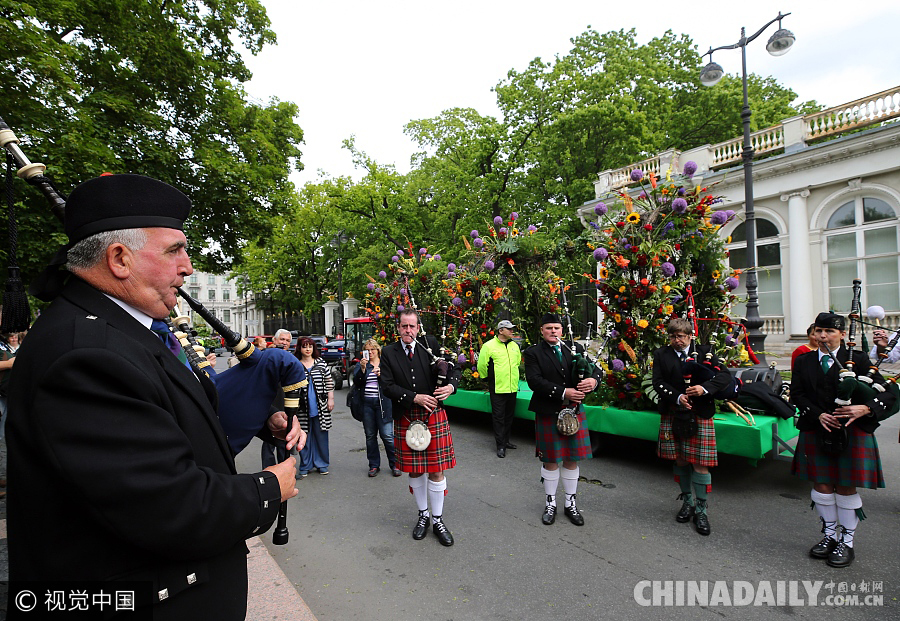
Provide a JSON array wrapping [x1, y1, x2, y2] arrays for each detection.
[[490, 392, 517, 449]]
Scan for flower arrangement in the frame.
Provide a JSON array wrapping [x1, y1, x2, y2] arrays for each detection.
[[582, 162, 746, 409]]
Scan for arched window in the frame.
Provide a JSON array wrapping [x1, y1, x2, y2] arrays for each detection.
[[825, 197, 899, 312], [726, 218, 783, 316]]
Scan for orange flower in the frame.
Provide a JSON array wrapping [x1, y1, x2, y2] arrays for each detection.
[[648, 172, 657, 189], [507, 258, 515, 266], [615, 255, 631, 268]]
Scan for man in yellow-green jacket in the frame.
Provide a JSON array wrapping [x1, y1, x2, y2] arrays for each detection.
[[478, 320, 523, 458]]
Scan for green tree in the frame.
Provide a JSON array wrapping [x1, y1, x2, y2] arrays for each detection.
[[0, 0, 304, 283]]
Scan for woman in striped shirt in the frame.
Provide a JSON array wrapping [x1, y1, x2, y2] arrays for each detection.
[[296, 336, 335, 477], [353, 339, 400, 477]]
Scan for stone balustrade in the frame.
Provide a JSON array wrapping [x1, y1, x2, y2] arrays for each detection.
[[594, 85, 900, 198]]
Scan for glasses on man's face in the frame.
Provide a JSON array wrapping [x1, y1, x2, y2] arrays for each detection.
[[669, 333, 691, 341]]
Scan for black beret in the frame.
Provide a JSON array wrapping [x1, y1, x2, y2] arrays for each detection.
[[65, 174, 191, 244], [541, 313, 562, 326], [814, 312, 846, 330]]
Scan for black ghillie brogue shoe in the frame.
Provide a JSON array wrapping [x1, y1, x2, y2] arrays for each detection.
[[542, 496, 556, 525], [412, 510, 430, 540], [675, 493, 694, 523], [826, 530, 855, 568], [809, 536, 838, 559], [564, 494, 585, 526], [432, 517, 454, 547], [693, 500, 710, 536]]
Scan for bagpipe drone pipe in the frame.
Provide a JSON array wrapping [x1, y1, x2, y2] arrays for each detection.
[[1, 116, 307, 543]]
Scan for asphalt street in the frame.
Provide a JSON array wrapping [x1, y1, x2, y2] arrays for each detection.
[[235, 379, 900, 621]]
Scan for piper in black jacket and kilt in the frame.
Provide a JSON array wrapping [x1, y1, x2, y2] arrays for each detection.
[[652, 318, 733, 536], [380, 309, 460, 547], [790, 312, 897, 568], [523, 313, 600, 527]]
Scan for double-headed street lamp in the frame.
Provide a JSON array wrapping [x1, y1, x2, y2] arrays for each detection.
[[330, 231, 349, 336], [699, 12, 796, 365]]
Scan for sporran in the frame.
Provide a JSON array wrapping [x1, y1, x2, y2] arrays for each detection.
[[405, 419, 432, 451], [556, 406, 580, 436]]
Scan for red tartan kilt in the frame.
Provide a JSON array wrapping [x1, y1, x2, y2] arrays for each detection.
[[791, 427, 884, 489], [393, 405, 456, 474], [534, 408, 592, 463], [657, 413, 718, 467]]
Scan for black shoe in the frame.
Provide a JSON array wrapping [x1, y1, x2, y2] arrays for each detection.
[[675, 493, 694, 523], [432, 518, 454, 547], [693, 511, 710, 536], [564, 504, 585, 526], [542, 497, 556, 525], [505, 443, 517, 449], [497, 447, 506, 458], [826, 540, 855, 568], [809, 536, 838, 559], [412, 511, 429, 540]]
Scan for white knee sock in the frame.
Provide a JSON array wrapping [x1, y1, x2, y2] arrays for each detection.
[[810, 489, 838, 539], [541, 466, 559, 506], [835, 493, 862, 548], [428, 478, 447, 523], [409, 475, 428, 513], [560, 466, 580, 507]]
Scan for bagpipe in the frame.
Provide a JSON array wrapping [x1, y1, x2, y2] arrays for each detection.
[[553, 281, 598, 435], [1, 116, 306, 544], [682, 285, 741, 401], [816, 280, 900, 454]]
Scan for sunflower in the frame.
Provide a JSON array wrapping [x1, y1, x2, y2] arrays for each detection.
[[375, 306, 381, 312], [637, 319, 649, 329], [711, 270, 720, 279], [465, 291, 472, 297], [614, 313, 622, 323], [626, 212, 641, 224], [599, 267, 609, 279]]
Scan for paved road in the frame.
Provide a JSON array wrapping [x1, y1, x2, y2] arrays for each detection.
[[235, 382, 900, 621]]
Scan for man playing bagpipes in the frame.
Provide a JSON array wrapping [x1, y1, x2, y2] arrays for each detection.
[[652, 317, 734, 536], [790, 311, 897, 568], [6, 174, 303, 619]]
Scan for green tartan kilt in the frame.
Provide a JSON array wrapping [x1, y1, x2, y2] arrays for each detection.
[[791, 427, 885, 489]]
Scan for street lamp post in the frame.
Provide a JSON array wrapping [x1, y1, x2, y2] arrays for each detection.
[[331, 231, 349, 337], [699, 12, 795, 366]]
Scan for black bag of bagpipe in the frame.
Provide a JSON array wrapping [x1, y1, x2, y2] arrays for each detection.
[[730, 367, 795, 419], [817, 423, 850, 457]]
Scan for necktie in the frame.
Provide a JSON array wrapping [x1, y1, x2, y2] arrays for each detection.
[[553, 344, 562, 362], [406, 345, 414, 360], [150, 319, 190, 368], [678, 351, 686, 362], [821, 355, 831, 374]]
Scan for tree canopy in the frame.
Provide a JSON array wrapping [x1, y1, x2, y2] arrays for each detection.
[[0, 0, 304, 283]]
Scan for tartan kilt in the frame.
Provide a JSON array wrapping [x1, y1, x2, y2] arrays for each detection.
[[657, 413, 718, 467], [534, 408, 592, 463], [393, 405, 456, 474], [791, 427, 885, 489]]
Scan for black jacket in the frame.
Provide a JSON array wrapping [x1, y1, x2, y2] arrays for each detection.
[[652, 344, 732, 419], [6, 277, 281, 619], [524, 339, 601, 418], [380, 334, 460, 419], [791, 346, 896, 433]]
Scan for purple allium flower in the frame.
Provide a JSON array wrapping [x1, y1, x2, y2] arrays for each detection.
[[419, 248, 427, 255], [612, 359, 625, 372], [610, 329, 619, 338], [484, 260, 495, 271], [726, 335, 737, 346], [594, 202, 608, 216], [398, 249, 404, 255], [593, 247, 609, 261], [457, 354, 467, 364], [392, 255, 399, 263], [378, 270, 387, 278], [397, 304, 405, 312], [448, 263, 456, 271], [710, 211, 728, 225], [683, 161, 698, 177], [724, 210, 735, 221], [662, 221, 675, 234], [624, 244, 632, 251], [510, 212, 518, 221], [452, 297, 462, 306], [494, 216, 503, 226], [717, 285, 725, 291], [433, 254, 441, 261], [471, 230, 479, 238], [725, 277, 739, 290], [672, 198, 688, 213], [426, 254, 432, 259], [677, 187, 686, 196], [661, 262, 676, 277], [499, 227, 507, 235], [474, 237, 484, 248], [630, 169, 644, 182], [367, 282, 375, 290], [639, 191, 647, 200], [400, 288, 407, 295], [528, 225, 537, 232]]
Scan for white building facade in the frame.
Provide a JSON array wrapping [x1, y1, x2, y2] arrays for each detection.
[[578, 86, 900, 354]]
